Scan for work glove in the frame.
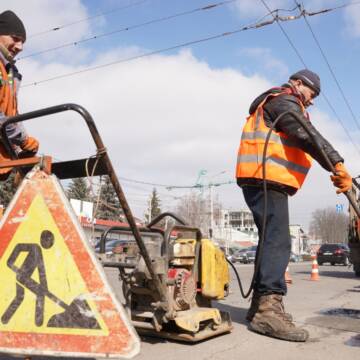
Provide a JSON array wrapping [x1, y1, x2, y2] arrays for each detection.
[[20, 136, 39, 153], [330, 162, 352, 194]]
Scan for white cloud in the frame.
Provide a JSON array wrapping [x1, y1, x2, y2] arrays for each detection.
[[17, 48, 270, 217], [4, 1, 358, 226], [239, 47, 289, 78], [343, 1, 360, 37], [232, 0, 289, 18], [18, 46, 359, 226], [3, 0, 98, 64]]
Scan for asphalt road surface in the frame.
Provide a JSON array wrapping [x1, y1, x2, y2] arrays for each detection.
[[1, 262, 359, 360]]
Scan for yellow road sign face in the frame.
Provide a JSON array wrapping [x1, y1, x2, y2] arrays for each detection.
[[0, 168, 139, 359], [0, 194, 108, 336]]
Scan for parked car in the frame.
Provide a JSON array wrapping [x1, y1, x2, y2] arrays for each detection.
[[95, 239, 125, 254], [244, 246, 257, 264], [230, 248, 248, 263], [317, 243, 351, 266], [219, 246, 241, 261], [289, 252, 301, 262], [231, 246, 257, 264]]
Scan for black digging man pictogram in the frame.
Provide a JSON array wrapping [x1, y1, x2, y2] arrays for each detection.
[[1, 230, 55, 326], [2, 229, 101, 329]]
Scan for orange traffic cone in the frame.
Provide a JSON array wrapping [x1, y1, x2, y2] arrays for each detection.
[[310, 256, 320, 281], [285, 265, 293, 284]]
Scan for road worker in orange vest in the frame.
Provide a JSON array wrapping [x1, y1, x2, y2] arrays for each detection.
[[236, 69, 352, 342], [0, 10, 39, 181]]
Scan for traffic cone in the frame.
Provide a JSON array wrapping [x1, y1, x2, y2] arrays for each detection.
[[285, 264, 293, 284], [310, 256, 320, 281]]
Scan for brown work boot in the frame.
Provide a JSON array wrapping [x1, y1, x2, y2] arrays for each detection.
[[246, 292, 292, 322], [249, 294, 309, 342]]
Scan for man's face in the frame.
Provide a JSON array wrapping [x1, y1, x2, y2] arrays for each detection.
[[296, 80, 317, 108], [0, 34, 24, 58]]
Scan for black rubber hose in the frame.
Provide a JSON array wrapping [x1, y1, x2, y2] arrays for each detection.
[[229, 111, 291, 298]]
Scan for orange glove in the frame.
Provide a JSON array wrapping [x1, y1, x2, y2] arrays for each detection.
[[330, 162, 352, 194], [21, 136, 39, 153]]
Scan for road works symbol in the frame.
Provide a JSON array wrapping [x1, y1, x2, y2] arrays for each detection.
[[1, 230, 100, 330], [0, 168, 139, 359]]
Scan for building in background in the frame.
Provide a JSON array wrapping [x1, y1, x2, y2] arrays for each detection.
[[289, 224, 309, 255], [69, 198, 145, 246], [214, 209, 310, 256], [212, 209, 258, 254], [217, 209, 257, 233]]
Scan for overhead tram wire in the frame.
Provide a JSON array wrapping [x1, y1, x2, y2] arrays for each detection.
[[306, 0, 360, 16], [28, 0, 150, 39], [21, 2, 358, 88], [260, 0, 360, 156], [118, 176, 176, 189], [118, 175, 234, 190], [294, 0, 360, 133], [20, 9, 316, 87], [19, 0, 250, 61]]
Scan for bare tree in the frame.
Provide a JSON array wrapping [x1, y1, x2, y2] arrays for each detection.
[[175, 191, 222, 236], [309, 207, 348, 244]]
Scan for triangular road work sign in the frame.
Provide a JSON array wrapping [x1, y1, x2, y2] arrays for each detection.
[[0, 168, 140, 359]]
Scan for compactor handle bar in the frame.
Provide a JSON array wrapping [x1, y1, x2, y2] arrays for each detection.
[[0, 103, 169, 306]]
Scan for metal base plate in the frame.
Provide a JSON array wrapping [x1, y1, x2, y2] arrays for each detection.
[[135, 310, 232, 343]]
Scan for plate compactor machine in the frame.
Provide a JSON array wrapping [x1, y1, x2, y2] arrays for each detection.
[[1, 103, 232, 343]]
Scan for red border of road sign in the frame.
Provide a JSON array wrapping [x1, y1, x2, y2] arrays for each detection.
[[0, 170, 139, 358]]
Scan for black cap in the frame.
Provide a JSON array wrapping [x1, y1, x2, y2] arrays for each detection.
[[290, 69, 320, 96], [0, 10, 26, 42]]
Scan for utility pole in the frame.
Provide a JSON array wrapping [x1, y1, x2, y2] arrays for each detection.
[[209, 183, 214, 239]]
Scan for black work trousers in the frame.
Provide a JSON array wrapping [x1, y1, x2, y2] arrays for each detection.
[[242, 186, 291, 295]]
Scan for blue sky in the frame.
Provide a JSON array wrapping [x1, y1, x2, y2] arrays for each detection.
[[18, 0, 360, 134], [4, 0, 360, 230]]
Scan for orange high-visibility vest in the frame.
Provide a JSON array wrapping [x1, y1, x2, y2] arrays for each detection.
[[236, 91, 312, 191], [0, 61, 17, 117], [0, 60, 18, 176]]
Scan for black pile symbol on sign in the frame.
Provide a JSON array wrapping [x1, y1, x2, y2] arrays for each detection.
[[1, 230, 100, 329]]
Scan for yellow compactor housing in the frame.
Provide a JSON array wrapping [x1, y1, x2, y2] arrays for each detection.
[[201, 239, 229, 299]]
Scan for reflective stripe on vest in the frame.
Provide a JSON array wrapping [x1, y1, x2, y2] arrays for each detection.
[[236, 90, 312, 190], [241, 130, 299, 148], [0, 61, 18, 175], [237, 154, 310, 175], [0, 61, 17, 117]]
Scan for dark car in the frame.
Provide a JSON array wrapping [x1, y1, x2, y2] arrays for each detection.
[[244, 245, 257, 264], [230, 248, 248, 263], [290, 252, 301, 263], [317, 243, 350, 266], [231, 246, 257, 264], [95, 239, 125, 254]]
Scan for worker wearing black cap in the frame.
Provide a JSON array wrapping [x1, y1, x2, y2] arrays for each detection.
[[235, 69, 352, 342], [0, 10, 39, 180]]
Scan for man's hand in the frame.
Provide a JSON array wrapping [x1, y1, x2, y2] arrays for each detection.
[[330, 162, 352, 194], [21, 136, 39, 153]]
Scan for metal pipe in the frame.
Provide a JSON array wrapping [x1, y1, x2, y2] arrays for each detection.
[[99, 225, 164, 254], [147, 212, 186, 228]]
